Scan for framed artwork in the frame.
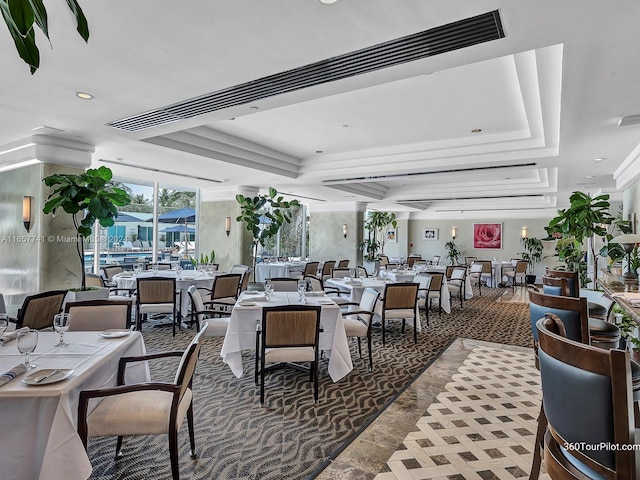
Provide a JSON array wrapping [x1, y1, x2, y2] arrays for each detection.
[[386, 228, 397, 243], [473, 223, 502, 249], [422, 228, 438, 240]]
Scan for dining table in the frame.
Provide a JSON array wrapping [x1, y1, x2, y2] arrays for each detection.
[[0, 330, 149, 480], [220, 291, 353, 382], [254, 261, 307, 283], [112, 270, 222, 317]]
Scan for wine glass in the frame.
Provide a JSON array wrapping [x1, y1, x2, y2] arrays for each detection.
[[176, 264, 183, 279], [17, 329, 38, 369], [152, 264, 159, 276], [371, 269, 377, 279], [264, 283, 273, 301], [297, 280, 307, 303], [0, 314, 8, 347], [54, 313, 70, 347], [133, 264, 141, 276]]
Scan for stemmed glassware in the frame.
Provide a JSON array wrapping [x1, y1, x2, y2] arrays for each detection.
[[53, 313, 70, 347], [17, 329, 38, 369], [264, 283, 274, 301], [133, 264, 141, 276], [176, 264, 183, 279], [297, 280, 307, 304], [0, 314, 8, 347], [152, 264, 159, 275]]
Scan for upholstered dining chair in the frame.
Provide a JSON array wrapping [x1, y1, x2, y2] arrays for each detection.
[[356, 265, 369, 278], [65, 299, 132, 330], [378, 255, 389, 267], [187, 285, 229, 337], [85, 272, 136, 302], [254, 305, 321, 404], [469, 260, 493, 296], [102, 265, 124, 287], [379, 283, 420, 345], [406, 255, 422, 268], [446, 266, 467, 309], [330, 268, 352, 279], [301, 261, 320, 279], [504, 260, 528, 291], [415, 272, 443, 326], [319, 260, 336, 280], [337, 259, 350, 268], [428, 255, 440, 265], [464, 256, 478, 266], [200, 273, 242, 310], [339, 287, 380, 371], [536, 317, 638, 480], [78, 325, 208, 480], [304, 275, 349, 304], [546, 268, 610, 320], [266, 277, 298, 292], [135, 277, 178, 335], [13, 290, 67, 330]]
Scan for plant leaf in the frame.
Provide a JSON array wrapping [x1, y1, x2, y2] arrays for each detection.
[[64, 0, 89, 41]]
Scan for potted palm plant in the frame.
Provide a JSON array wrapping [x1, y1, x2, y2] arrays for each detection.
[[520, 236, 543, 284], [43, 166, 130, 291], [358, 211, 397, 272], [444, 240, 462, 265]]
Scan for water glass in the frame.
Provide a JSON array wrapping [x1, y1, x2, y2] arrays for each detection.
[[264, 283, 274, 301], [298, 280, 307, 303], [133, 264, 141, 276], [0, 314, 8, 347], [17, 329, 38, 369], [176, 264, 183, 279], [54, 313, 70, 347], [152, 264, 159, 275]]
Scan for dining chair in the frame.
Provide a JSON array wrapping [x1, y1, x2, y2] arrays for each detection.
[[254, 305, 321, 404], [13, 290, 67, 330], [135, 277, 179, 335], [541, 275, 571, 297], [379, 283, 420, 345], [202, 273, 243, 310], [469, 260, 492, 296], [446, 266, 467, 309], [187, 285, 229, 336], [504, 260, 528, 291], [303, 275, 348, 304], [302, 261, 320, 279], [546, 268, 610, 320], [378, 255, 389, 267], [415, 272, 443, 326], [464, 256, 478, 266], [406, 256, 421, 268], [102, 265, 124, 287], [428, 255, 440, 265], [337, 259, 350, 268], [536, 317, 638, 480], [339, 287, 380, 371], [78, 325, 208, 480], [65, 299, 132, 331], [146, 262, 172, 270], [330, 268, 352, 279], [356, 265, 369, 278], [266, 277, 298, 292], [238, 270, 251, 296], [319, 260, 336, 280]]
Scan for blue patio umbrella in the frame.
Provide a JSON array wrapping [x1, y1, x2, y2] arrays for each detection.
[[114, 212, 145, 222], [161, 225, 196, 234], [154, 207, 197, 256]]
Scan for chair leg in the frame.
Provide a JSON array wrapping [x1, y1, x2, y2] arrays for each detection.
[[260, 352, 266, 405], [187, 402, 197, 459], [357, 338, 362, 358], [169, 426, 180, 480], [313, 360, 318, 403], [529, 403, 547, 480], [425, 303, 430, 327], [381, 316, 386, 346], [367, 335, 373, 372], [115, 436, 124, 457], [413, 316, 417, 343]]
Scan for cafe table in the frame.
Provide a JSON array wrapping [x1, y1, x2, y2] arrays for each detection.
[[113, 270, 220, 317], [0, 330, 149, 480], [220, 291, 353, 382]]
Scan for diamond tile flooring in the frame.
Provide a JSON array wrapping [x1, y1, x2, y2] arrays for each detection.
[[315, 338, 551, 480]]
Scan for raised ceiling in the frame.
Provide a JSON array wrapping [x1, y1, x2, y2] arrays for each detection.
[[1, 1, 640, 218]]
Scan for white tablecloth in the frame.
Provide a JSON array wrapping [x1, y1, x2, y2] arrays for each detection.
[[254, 262, 306, 283], [0, 331, 149, 480], [113, 271, 218, 316], [220, 292, 352, 382]]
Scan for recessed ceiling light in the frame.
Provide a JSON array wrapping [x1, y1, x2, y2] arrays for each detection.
[[593, 158, 605, 163], [249, 106, 259, 110], [471, 128, 482, 133], [316, 150, 324, 154], [76, 92, 93, 100], [317, 0, 341, 5], [585, 175, 593, 179], [116, 157, 124, 161], [228, 117, 236, 121], [342, 124, 349, 128]]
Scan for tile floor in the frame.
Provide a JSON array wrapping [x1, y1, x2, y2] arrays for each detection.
[[315, 338, 550, 480]]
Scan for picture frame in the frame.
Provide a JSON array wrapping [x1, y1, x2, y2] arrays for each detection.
[[473, 223, 503, 249], [386, 228, 397, 243], [422, 228, 438, 240]]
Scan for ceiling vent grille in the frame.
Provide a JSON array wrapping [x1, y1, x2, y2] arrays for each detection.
[[107, 10, 504, 132]]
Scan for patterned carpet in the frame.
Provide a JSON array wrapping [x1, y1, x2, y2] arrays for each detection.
[[86, 287, 532, 480]]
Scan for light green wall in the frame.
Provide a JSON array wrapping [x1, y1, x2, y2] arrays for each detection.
[[309, 210, 363, 267], [198, 200, 245, 272]]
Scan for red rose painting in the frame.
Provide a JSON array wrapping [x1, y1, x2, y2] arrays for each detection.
[[473, 223, 502, 249]]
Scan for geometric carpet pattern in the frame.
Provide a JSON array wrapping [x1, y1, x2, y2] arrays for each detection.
[[86, 287, 533, 480], [374, 346, 545, 480]]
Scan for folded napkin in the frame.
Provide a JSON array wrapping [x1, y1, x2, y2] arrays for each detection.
[[242, 296, 267, 302], [0, 364, 27, 387], [0, 327, 29, 344], [305, 292, 326, 297]]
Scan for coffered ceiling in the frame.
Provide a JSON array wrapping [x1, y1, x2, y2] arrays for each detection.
[[1, 1, 639, 218]]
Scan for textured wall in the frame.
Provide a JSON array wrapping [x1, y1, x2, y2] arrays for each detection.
[[309, 210, 363, 267], [198, 200, 246, 272]]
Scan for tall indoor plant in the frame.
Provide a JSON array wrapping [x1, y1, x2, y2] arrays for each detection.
[[444, 240, 462, 265], [545, 191, 617, 288], [43, 166, 130, 290], [358, 211, 397, 262], [520, 236, 543, 283], [236, 187, 300, 276]]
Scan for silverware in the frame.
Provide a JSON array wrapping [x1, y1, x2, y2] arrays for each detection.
[[35, 369, 60, 384]]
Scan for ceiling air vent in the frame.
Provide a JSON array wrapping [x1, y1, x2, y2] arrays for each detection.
[[107, 10, 504, 132]]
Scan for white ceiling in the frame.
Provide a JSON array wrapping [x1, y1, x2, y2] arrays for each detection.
[[1, 0, 640, 218]]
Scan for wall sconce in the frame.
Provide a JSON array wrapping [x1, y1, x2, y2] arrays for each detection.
[[23, 196, 33, 232], [451, 226, 457, 240], [521, 227, 528, 239], [225, 216, 231, 237], [342, 223, 348, 238]]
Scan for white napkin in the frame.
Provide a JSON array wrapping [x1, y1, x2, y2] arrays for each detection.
[[0, 327, 29, 344], [0, 364, 27, 386]]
